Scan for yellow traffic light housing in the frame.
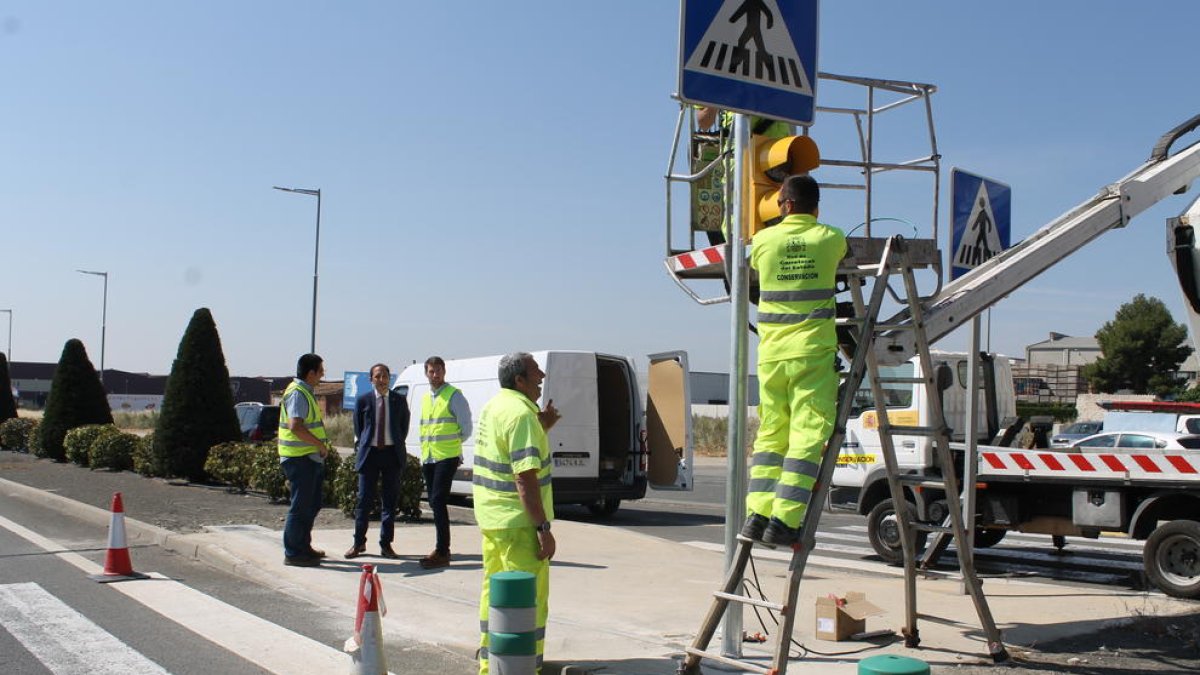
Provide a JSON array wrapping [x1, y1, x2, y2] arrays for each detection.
[[743, 135, 820, 239]]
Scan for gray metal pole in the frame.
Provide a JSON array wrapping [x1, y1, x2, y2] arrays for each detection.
[[100, 273, 108, 385], [720, 114, 751, 657], [961, 315, 982, 587], [311, 190, 321, 354]]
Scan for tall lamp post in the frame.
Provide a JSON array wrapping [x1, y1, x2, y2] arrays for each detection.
[[273, 186, 322, 353], [76, 270, 108, 385], [0, 309, 10, 362]]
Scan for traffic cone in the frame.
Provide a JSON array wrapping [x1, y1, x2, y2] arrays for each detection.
[[344, 564, 388, 674], [90, 492, 148, 582]]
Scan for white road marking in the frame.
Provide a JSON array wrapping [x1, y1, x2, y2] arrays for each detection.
[[0, 513, 373, 675], [0, 581, 169, 674]]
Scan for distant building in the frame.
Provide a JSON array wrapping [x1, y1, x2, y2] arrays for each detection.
[[1025, 333, 1101, 367], [8, 361, 276, 410]]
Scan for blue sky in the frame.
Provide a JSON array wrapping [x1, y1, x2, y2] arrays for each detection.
[[2, 2, 1199, 380]]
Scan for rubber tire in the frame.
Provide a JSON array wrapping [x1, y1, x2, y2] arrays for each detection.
[[1144, 519, 1200, 599], [973, 528, 1007, 549], [586, 497, 621, 518], [866, 498, 928, 564]]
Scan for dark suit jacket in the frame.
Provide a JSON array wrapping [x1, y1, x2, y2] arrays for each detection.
[[353, 389, 411, 471]]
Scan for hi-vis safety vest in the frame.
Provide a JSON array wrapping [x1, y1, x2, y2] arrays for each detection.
[[420, 385, 463, 461], [277, 381, 328, 457], [471, 388, 554, 530], [751, 213, 847, 363]]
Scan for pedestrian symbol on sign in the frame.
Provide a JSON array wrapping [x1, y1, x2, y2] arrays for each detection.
[[684, 0, 813, 96], [953, 182, 1004, 270]]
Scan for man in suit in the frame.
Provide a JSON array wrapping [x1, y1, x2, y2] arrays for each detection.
[[347, 362, 411, 559]]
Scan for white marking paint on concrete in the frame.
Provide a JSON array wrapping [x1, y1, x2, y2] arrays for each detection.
[[0, 513, 374, 675], [681, 540, 905, 576], [0, 581, 169, 674]]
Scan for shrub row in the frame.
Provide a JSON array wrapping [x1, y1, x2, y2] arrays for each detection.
[[58, 423, 141, 471], [0, 417, 38, 452]]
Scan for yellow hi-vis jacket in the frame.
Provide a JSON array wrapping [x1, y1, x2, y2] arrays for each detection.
[[277, 380, 328, 457], [471, 388, 553, 530], [420, 385, 463, 462], [751, 213, 847, 363]]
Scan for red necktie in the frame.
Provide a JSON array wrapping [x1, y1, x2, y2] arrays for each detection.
[[376, 393, 386, 447]]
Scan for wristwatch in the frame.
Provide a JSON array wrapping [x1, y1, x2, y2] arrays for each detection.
[[536, 521, 552, 533]]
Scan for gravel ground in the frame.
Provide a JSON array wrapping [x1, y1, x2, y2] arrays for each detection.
[[3, 450, 1200, 673]]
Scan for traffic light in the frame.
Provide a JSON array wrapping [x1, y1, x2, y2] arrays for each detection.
[[743, 134, 820, 239]]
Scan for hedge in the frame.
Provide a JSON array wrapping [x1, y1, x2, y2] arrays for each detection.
[[333, 453, 424, 520], [64, 424, 113, 467], [0, 417, 38, 452], [89, 428, 137, 471]]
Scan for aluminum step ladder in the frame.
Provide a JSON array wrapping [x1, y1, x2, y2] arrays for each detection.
[[678, 236, 1007, 675]]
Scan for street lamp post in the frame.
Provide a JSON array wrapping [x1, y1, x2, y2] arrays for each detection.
[[77, 270, 108, 384], [273, 186, 322, 353], [0, 309, 10, 362]]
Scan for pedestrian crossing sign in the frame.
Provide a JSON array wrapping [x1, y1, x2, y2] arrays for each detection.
[[950, 169, 1011, 280], [679, 0, 819, 126]]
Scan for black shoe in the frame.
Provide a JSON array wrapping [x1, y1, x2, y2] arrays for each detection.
[[307, 548, 327, 559], [283, 554, 320, 567], [762, 517, 800, 547], [740, 513, 769, 542], [380, 543, 399, 559]]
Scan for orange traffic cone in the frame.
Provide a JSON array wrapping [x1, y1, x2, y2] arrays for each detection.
[[90, 492, 148, 582], [344, 564, 388, 674]]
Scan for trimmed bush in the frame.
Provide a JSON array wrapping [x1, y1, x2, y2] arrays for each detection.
[[37, 339, 113, 461], [1015, 401, 1078, 423], [205, 441, 258, 492], [64, 424, 113, 466], [250, 443, 289, 503], [333, 452, 424, 520], [0, 353, 16, 423], [133, 431, 164, 477], [0, 417, 37, 451], [89, 428, 137, 471], [153, 309, 241, 482], [321, 449, 343, 507]]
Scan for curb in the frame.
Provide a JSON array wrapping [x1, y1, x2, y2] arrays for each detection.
[[0, 475, 285, 591]]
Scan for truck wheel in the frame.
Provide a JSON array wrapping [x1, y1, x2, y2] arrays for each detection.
[[586, 497, 621, 518], [973, 528, 1007, 549], [866, 498, 927, 564], [1144, 520, 1200, 599]]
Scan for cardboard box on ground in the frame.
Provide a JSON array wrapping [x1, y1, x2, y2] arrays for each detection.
[[814, 592, 883, 641]]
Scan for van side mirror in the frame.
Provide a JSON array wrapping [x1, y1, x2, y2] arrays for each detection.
[[934, 363, 954, 393]]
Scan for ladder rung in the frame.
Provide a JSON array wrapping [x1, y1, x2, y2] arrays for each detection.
[[876, 376, 927, 384], [888, 422, 940, 432], [895, 475, 946, 489], [874, 322, 916, 331], [913, 522, 954, 535], [713, 591, 785, 612], [684, 647, 771, 674]]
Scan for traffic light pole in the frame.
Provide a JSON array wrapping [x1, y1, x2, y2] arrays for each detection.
[[720, 114, 752, 659]]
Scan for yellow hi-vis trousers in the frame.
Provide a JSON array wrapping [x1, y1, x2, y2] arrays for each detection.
[[747, 355, 837, 529], [478, 527, 549, 675]]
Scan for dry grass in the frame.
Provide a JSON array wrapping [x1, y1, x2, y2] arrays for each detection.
[[693, 415, 758, 457], [113, 410, 159, 430], [323, 413, 355, 447]]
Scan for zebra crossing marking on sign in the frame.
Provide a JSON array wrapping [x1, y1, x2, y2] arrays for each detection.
[[684, 0, 813, 96], [679, 0, 818, 126], [950, 169, 1011, 280]]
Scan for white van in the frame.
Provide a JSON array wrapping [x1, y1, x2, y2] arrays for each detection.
[[829, 351, 1016, 514], [394, 350, 693, 516]]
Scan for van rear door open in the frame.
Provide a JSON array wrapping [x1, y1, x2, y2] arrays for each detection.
[[646, 351, 693, 490]]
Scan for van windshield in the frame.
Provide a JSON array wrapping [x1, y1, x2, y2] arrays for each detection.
[[851, 363, 915, 414]]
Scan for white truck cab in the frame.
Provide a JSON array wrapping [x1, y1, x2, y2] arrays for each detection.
[[394, 350, 693, 516]]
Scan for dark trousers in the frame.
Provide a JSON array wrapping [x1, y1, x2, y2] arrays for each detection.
[[423, 456, 460, 555], [354, 447, 402, 547], [282, 456, 325, 559]]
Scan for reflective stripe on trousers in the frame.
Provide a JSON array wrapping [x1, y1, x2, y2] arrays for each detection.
[[746, 354, 837, 529], [478, 527, 549, 675]]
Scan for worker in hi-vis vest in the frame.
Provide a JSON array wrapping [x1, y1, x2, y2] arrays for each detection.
[[742, 175, 847, 547], [418, 355, 472, 569], [277, 353, 332, 567], [473, 352, 560, 675]]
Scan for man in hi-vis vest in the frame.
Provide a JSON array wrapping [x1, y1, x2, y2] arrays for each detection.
[[743, 175, 847, 548], [277, 353, 332, 567], [419, 355, 471, 569], [473, 352, 560, 675]]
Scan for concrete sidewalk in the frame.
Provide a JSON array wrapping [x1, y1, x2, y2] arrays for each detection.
[[3, 475, 1193, 673]]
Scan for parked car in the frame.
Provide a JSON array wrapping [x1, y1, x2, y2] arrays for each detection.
[[235, 403, 280, 442], [1071, 430, 1200, 451], [1050, 421, 1103, 448]]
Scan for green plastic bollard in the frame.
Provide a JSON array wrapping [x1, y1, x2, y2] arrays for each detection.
[[488, 571, 537, 674], [857, 654, 931, 675]]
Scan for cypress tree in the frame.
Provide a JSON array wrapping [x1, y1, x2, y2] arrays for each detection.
[[154, 308, 241, 481], [0, 353, 17, 422], [38, 339, 113, 461]]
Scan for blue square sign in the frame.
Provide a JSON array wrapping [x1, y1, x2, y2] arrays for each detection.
[[950, 169, 1012, 280], [679, 0, 819, 127]]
